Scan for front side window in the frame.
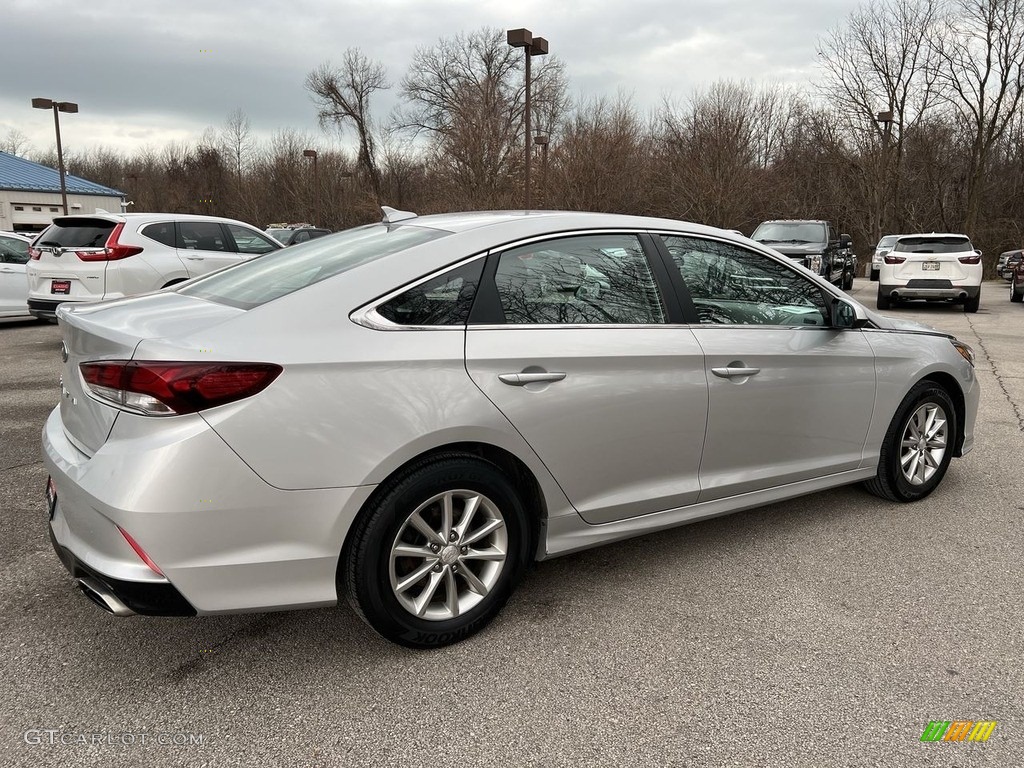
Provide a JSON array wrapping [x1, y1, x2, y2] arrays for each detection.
[[662, 236, 829, 326], [493, 234, 665, 325], [179, 223, 448, 309], [377, 260, 483, 326], [225, 224, 279, 254]]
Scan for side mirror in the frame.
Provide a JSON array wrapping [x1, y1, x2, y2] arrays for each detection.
[[831, 297, 867, 329], [840, 234, 853, 249]]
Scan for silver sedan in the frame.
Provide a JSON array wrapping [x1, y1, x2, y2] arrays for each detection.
[[42, 209, 979, 647]]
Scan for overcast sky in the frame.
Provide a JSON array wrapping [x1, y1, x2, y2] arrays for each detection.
[[2, 0, 860, 158]]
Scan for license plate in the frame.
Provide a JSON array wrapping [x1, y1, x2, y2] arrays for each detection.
[[922, 262, 940, 271], [45, 477, 57, 520], [51, 280, 71, 294]]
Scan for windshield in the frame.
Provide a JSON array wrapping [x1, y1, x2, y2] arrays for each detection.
[[179, 223, 449, 309], [751, 222, 826, 244], [893, 236, 973, 254], [878, 236, 899, 248]]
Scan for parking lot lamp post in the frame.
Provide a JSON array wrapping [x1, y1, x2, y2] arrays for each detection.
[[303, 149, 319, 224], [31, 98, 78, 215], [507, 29, 548, 211], [534, 133, 549, 208]]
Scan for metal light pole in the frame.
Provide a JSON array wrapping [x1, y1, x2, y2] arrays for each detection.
[[534, 133, 549, 208], [507, 29, 549, 211], [31, 97, 79, 215], [303, 149, 319, 224]]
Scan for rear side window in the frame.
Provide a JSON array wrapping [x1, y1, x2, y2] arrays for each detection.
[[178, 222, 228, 252], [37, 218, 114, 248], [377, 260, 483, 326], [894, 236, 973, 253], [179, 223, 448, 309], [141, 222, 176, 246], [0, 235, 30, 264]]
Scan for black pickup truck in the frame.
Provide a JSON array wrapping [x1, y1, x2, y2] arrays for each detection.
[[751, 219, 856, 291]]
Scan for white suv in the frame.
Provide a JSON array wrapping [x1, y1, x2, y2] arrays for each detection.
[[876, 233, 982, 313], [27, 213, 280, 320]]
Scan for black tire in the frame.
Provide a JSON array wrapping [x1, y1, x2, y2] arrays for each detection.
[[1010, 282, 1023, 303], [869, 269, 879, 282], [963, 290, 980, 313], [876, 289, 891, 310], [343, 453, 532, 648], [842, 269, 854, 291], [863, 383, 957, 503]]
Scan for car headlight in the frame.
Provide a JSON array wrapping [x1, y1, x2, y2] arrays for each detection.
[[950, 339, 975, 367], [808, 255, 822, 273]]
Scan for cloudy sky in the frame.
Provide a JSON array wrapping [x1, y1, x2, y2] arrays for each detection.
[[2, 0, 860, 158]]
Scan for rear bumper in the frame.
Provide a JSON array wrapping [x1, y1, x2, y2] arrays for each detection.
[[42, 406, 374, 615], [27, 298, 64, 319], [49, 528, 196, 616], [879, 280, 981, 300]]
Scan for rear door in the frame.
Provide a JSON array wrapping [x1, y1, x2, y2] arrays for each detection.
[[174, 221, 241, 277], [465, 232, 709, 524], [655, 234, 876, 501]]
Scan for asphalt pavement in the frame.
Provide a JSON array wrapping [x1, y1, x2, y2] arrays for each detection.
[[1, 280, 1021, 767]]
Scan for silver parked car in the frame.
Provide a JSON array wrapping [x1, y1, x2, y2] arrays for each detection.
[[43, 209, 979, 647]]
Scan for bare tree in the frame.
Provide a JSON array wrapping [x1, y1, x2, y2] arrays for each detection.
[[0, 128, 33, 157], [817, 0, 941, 239], [306, 50, 390, 203], [220, 108, 255, 179], [931, 0, 1024, 234]]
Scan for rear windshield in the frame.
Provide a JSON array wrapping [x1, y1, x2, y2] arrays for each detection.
[[179, 223, 449, 309], [751, 222, 826, 245], [37, 217, 115, 248], [878, 236, 899, 247], [893, 236, 973, 253]]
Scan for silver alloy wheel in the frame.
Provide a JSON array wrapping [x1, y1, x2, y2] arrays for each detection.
[[899, 402, 948, 486], [389, 489, 508, 621]]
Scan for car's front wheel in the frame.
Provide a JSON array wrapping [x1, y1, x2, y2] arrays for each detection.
[[864, 383, 956, 503], [1011, 280, 1023, 303], [842, 269, 854, 291], [343, 454, 532, 648]]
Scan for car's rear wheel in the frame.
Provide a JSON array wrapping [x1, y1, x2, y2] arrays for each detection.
[[344, 454, 531, 648], [870, 268, 880, 282], [876, 289, 891, 310], [1011, 281, 1023, 303], [863, 383, 956, 503], [963, 290, 980, 313]]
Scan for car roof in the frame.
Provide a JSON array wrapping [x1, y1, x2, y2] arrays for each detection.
[[50, 212, 261, 227], [393, 210, 739, 240], [756, 219, 829, 225], [894, 233, 970, 240]]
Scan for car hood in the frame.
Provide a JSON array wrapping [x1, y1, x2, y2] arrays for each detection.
[[757, 242, 827, 256], [864, 310, 945, 335]]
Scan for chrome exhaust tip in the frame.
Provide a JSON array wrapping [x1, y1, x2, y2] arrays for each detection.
[[75, 577, 136, 617]]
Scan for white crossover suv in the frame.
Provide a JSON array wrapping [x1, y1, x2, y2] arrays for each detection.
[[876, 233, 983, 312], [27, 213, 281, 320]]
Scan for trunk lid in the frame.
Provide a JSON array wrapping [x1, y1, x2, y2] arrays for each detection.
[[57, 292, 246, 454]]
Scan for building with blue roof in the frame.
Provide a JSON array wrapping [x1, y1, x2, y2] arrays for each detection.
[[0, 151, 125, 232]]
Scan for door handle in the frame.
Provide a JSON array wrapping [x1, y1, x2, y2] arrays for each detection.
[[184, 256, 205, 261], [0, 267, 17, 273], [711, 366, 761, 379], [498, 372, 567, 386]]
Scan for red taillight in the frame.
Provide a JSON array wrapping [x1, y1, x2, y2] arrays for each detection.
[[884, 254, 906, 264], [958, 254, 981, 265], [75, 222, 144, 261], [80, 361, 283, 415], [117, 526, 165, 576], [29, 247, 42, 260]]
